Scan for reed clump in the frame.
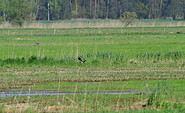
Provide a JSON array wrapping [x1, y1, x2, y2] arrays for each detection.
[[137, 51, 184, 62], [0, 51, 126, 66], [1, 51, 184, 66]]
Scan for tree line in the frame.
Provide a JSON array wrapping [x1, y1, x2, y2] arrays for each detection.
[[0, 0, 185, 25]]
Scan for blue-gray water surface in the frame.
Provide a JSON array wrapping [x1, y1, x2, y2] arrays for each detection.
[[0, 89, 150, 97]]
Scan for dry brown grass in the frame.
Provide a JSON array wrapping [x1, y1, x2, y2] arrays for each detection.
[[1, 20, 185, 28], [0, 22, 15, 28], [2, 102, 92, 113]]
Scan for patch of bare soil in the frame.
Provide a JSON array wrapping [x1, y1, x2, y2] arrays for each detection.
[[1, 68, 185, 75]]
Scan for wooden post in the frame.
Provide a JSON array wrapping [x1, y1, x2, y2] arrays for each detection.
[[142, 27, 144, 33], [77, 28, 79, 34], [76, 44, 79, 58], [31, 30, 33, 35], [54, 29, 56, 35], [163, 26, 166, 33], [8, 30, 10, 35]]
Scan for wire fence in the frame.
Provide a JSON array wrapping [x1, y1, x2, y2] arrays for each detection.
[[0, 27, 185, 36]]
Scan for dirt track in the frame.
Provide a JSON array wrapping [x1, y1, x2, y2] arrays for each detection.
[[1, 68, 185, 75]]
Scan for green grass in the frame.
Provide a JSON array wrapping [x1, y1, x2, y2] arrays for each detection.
[[0, 27, 185, 112]]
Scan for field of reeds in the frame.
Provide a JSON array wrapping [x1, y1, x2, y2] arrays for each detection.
[[0, 25, 185, 112], [1, 19, 185, 28]]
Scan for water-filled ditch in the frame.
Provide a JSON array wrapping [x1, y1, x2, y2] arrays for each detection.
[[0, 89, 150, 97]]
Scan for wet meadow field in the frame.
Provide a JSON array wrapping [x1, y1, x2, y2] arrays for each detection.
[[0, 26, 185, 112]]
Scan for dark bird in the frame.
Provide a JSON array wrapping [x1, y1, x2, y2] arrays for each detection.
[[35, 43, 40, 46], [78, 57, 86, 63]]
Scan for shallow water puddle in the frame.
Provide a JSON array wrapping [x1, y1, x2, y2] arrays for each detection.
[[0, 89, 144, 97]]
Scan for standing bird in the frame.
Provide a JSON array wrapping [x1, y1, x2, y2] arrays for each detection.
[[78, 57, 86, 63]]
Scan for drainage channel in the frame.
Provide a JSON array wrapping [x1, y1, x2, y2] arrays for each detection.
[[0, 89, 149, 97]]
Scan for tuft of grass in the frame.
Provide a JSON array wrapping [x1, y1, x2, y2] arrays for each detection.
[[147, 81, 169, 108], [161, 101, 184, 109], [0, 51, 126, 67], [1, 57, 26, 64], [137, 51, 184, 61]]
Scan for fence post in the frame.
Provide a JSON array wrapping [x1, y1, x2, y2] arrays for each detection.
[[77, 28, 79, 34], [163, 26, 166, 33], [54, 29, 56, 35], [76, 44, 79, 58], [8, 30, 10, 35], [31, 30, 33, 35], [142, 27, 144, 33]]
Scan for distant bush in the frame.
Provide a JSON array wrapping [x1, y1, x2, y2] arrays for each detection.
[[161, 101, 184, 109], [176, 31, 183, 34], [28, 56, 55, 64], [0, 50, 184, 67], [28, 56, 38, 63], [120, 12, 137, 26], [0, 51, 126, 66], [137, 51, 184, 61], [3, 57, 26, 64], [147, 81, 169, 108]]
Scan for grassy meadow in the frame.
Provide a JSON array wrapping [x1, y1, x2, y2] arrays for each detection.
[[0, 23, 185, 112]]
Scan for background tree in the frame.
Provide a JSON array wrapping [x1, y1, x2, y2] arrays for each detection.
[[167, 0, 179, 19], [0, 0, 9, 22], [5, 0, 35, 26], [60, 0, 72, 19], [49, 0, 62, 20], [134, 2, 148, 19], [98, 0, 106, 18], [1, 0, 185, 23], [108, 0, 117, 19], [36, 0, 49, 20], [120, 12, 137, 26]]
